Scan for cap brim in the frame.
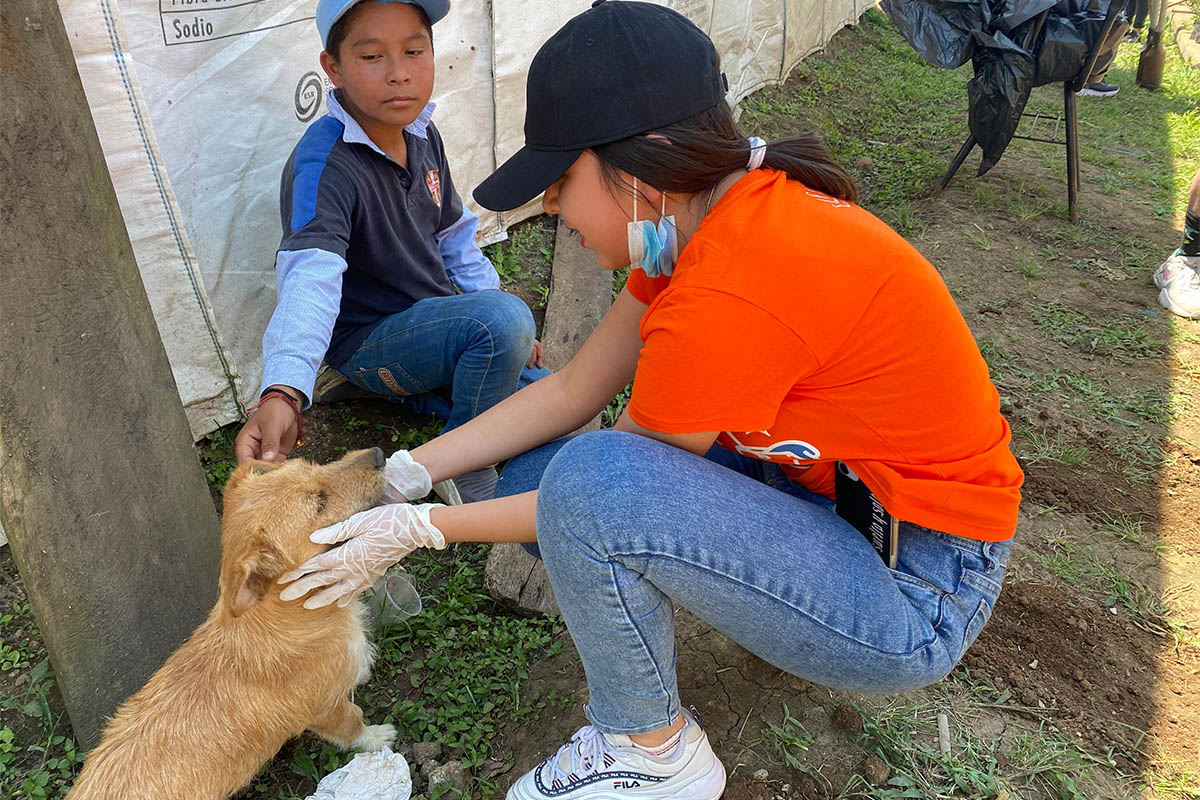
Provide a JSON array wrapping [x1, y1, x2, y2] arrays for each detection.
[[473, 146, 582, 212]]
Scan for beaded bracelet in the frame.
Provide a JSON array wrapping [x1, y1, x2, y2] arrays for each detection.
[[246, 389, 304, 447]]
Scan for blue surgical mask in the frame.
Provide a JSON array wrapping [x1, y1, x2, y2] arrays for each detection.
[[627, 178, 678, 278]]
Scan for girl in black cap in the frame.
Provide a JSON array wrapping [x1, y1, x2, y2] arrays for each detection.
[[279, 3, 1022, 798]]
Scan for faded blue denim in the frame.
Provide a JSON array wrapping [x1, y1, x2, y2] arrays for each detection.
[[338, 291, 550, 432], [496, 431, 1011, 736]]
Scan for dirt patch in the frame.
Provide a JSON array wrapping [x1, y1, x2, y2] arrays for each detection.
[[965, 581, 1157, 760]]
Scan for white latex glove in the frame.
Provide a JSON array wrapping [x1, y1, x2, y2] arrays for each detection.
[[278, 503, 446, 609], [382, 450, 433, 504]]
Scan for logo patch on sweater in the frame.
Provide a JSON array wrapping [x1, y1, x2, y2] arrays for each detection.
[[425, 169, 442, 206]]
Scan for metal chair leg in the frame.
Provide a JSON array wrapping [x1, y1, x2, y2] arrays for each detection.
[[1064, 84, 1079, 223], [940, 135, 977, 192]]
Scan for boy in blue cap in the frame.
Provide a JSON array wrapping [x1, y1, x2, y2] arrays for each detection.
[[235, 0, 548, 502]]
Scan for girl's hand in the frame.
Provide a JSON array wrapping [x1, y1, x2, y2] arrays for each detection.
[[382, 449, 433, 503], [277, 503, 447, 609]]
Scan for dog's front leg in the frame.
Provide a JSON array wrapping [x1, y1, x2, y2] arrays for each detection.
[[308, 698, 396, 751]]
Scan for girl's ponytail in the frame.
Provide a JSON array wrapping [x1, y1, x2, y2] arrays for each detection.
[[593, 102, 857, 204]]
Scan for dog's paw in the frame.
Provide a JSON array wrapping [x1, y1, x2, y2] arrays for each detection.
[[352, 723, 396, 751]]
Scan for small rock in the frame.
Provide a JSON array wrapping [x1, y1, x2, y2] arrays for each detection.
[[413, 741, 444, 765], [831, 704, 863, 735], [854, 156, 875, 171], [862, 754, 890, 786], [428, 761, 471, 799], [478, 759, 511, 781], [781, 784, 791, 794], [752, 768, 770, 781]]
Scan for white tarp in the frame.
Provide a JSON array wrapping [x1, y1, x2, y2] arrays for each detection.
[[59, 0, 866, 439]]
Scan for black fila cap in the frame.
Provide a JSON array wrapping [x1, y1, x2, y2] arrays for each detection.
[[473, 0, 726, 211]]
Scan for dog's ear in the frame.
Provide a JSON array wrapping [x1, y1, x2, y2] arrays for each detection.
[[223, 460, 281, 496], [224, 533, 289, 617]]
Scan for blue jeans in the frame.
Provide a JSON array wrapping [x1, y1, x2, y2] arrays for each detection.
[[496, 431, 1011, 736], [337, 291, 550, 432]]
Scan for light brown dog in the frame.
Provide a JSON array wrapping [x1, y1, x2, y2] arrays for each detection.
[[67, 447, 396, 800]]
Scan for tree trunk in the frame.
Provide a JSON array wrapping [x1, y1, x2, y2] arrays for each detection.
[[0, 0, 222, 749]]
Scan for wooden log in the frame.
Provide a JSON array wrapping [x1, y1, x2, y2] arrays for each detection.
[[0, 0, 222, 748], [484, 219, 614, 615]]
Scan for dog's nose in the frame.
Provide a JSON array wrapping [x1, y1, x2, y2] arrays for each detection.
[[368, 447, 386, 470]]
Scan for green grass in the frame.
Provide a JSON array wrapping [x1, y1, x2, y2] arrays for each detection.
[[1032, 303, 1166, 360], [1029, 535, 1190, 640], [1014, 425, 1091, 466], [0, 660, 83, 799], [369, 546, 565, 766], [482, 219, 556, 310], [846, 675, 1132, 800], [755, 704, 815, 774], [739, 9, 972, 218], [200, 426, 238, 492]]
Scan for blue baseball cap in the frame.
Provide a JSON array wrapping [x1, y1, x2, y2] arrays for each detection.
[[316, 0, 449, 49]]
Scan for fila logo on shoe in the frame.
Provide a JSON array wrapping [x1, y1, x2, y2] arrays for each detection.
[[612, 780, 642, 789]]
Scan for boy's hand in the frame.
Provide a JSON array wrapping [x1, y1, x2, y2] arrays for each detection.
[[235, 395, 299, 464], [527, 339, 545, 369]]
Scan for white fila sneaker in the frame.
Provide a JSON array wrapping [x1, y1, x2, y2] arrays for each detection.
[[506, 710, 725, 800]]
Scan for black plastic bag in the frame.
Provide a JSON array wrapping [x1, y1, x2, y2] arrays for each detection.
[[884, 0, 1122, 176], [881, 0, 992, 68], [967, 28, 1037, 174]]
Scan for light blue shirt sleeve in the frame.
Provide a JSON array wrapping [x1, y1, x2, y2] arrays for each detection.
[[260, 248, 347, 408], [436, 206, 500, 293]]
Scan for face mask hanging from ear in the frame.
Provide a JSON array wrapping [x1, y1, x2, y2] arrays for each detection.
[[627, 178, 678, 278]]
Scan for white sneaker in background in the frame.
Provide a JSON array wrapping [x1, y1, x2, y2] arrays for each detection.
[[1159, 258, 1200, 319], [1154, 250, 1197, 289], [506, 710, 725, 800]]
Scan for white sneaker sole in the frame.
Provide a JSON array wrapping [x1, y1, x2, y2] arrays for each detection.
[[506, 759, 726, 800]]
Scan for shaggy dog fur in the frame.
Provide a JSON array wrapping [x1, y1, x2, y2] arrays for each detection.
[[66, 448, 396, 799]]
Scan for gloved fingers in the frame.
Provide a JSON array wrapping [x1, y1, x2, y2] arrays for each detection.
[[305, 579, 361, 610], [278, 568, 341, 601], [381, 486, 412, 505], [310, 519, 354, 545], [277, 545, 343, 586]]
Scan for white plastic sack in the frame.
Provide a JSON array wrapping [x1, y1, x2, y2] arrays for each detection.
[[307, 747, 412, 800], [58, 0, 865, 439]]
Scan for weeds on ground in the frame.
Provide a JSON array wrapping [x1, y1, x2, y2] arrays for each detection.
[[200, 426, 238, 492], [851, 676, 1130, 799], [370, 547, 564, 765], [0, 659, 83, 799], [483, 220, 556, 310], [1030, 535, 1189, 641], [1032, 304, 1166, 361]]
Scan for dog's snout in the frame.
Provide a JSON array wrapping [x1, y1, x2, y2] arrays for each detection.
[[368, 447, 386, 470]]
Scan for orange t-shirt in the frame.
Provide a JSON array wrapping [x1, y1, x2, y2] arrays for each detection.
[[626, 169, 1022, 541]]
